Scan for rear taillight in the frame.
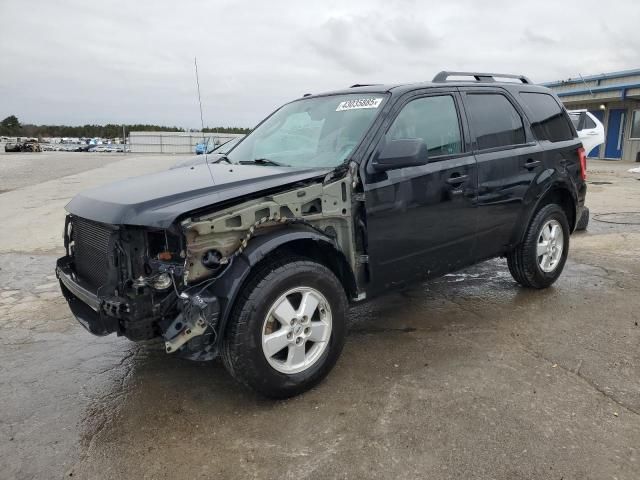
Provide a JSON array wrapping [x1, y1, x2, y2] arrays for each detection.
[[577, 146, 587, 180]]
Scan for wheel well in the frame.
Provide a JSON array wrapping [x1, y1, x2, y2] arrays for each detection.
[[536, 187, 576, 230], [214, 234, 358, 343], [265, 239, 357, 298]]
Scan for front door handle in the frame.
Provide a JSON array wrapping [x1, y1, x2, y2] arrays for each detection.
[[446, 174, 469, 185], [523, 159, 541, 170]]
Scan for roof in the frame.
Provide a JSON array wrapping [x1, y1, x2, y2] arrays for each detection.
[[541, 68, 640, 99], [542, 68, 640, 88], [551, 82, 640, 98], [129, 131, 244, 137]]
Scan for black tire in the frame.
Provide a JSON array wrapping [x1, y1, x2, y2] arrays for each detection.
[[221, 256, 348, 398], [507, 204, 570, 289], [575, 206, 589, 231]]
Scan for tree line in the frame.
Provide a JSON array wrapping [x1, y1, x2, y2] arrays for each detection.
[[202, 126, 250, 135], [0, 115, 250, 138]]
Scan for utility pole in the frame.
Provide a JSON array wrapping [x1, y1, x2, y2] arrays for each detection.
[[122, 125, 126, 155]]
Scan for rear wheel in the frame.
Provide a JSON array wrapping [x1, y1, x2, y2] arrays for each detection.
[[575, 206, 589, 231], [221, 257, 347, 398], [507, 204, 570, 289]]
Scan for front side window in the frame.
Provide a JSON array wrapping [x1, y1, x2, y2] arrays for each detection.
[[387, 95, 462, 157], [518, 92, 574, 142], [465, 93, 525, 150], [227, 94, 388, 168], [631, 110, 640, 139]]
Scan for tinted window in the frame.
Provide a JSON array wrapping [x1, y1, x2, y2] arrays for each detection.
[[632, 110, 640, 139], [465, 93, 525, 149], [569, 113, 580, 129], [519, 92, 574, 142], [387, 95, 462, 157], [583, 114, 597, 129]]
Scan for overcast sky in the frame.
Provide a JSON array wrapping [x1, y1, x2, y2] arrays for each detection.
[[1, 0, 638, 129]]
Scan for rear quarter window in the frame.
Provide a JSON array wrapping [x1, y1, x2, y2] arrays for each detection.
[[518, 92, 575, 142]]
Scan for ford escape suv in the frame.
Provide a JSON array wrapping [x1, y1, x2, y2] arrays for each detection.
[[57, 71, 587, 398]]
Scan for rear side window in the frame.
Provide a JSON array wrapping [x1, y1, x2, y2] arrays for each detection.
[[465, 93, 525, 150], [569, 113, 580, 129], [519, 92, 575, 142], [387, 95, 462, 157], [583, 115, 597, 129]]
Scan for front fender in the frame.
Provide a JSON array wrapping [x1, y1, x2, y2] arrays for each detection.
[[208, 227, 341, 346]]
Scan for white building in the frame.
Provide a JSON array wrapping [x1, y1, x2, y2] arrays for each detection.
[[544, 68, 640, 162], [128, 131, 244, 154]]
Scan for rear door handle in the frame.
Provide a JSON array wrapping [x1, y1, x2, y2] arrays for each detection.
[[446, 174, 469, 185], [523, 159, 541, 170]]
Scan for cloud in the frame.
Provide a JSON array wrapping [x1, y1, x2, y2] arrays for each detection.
[[522, 29, 557, 46], [306, 13, 439, 75], [0, 0, 638, 127]]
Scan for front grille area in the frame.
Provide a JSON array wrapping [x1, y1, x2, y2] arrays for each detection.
[[72, 217, 114, 289]]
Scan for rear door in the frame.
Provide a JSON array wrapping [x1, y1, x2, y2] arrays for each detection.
[[363, 90, 479, 293], [585, 111, 605, 157], [459, 88, 541, 260], [569, 111, 605, 156]]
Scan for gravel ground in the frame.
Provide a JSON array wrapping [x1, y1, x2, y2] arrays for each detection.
[[0, 151, 130, 193]]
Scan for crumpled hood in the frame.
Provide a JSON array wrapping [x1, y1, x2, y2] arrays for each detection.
[[65, 163, 331, 228]]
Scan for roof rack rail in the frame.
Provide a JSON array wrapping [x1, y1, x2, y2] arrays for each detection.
[[349, 83, 381, 88], [432, 71, 533, 84]]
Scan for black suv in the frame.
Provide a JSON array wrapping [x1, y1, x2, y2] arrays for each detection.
[[57, 71, 587, 398]]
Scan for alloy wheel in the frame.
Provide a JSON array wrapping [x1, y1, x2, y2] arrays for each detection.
[[537, 219, 564, 273], [261, 287, 332, 374]]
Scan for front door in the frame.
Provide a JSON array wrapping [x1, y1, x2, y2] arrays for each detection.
[[363, 92, 478, 294], [605, 109, 626, 159]]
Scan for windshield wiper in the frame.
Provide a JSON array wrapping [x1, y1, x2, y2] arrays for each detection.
[[239, 158, 288, 167], [211, 155, 231, 164]]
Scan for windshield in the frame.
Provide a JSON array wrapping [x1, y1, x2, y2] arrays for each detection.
[[227, 93, 388, 168]]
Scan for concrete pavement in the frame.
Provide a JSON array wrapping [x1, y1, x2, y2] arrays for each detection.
[[1, 155, 639, 479]]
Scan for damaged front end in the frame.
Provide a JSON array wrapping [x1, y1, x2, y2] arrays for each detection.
[[56, 215, 223, 359], [57, 169, 364, 361]]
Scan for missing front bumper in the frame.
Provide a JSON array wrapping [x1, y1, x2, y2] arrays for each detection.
[[56, 257, 120, 336]]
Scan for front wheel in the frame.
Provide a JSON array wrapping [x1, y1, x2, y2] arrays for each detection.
[[507, 204, 570, 289], [221, 257, 348, 398]]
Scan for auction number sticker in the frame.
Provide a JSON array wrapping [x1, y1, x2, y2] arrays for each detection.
[[336, 97, 383, 111]]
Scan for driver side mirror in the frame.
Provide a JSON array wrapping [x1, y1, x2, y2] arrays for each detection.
[[371, 138, 429, 172]]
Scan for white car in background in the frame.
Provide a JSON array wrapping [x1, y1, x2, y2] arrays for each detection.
[[568, 109, 605, 231], [568, 109, 605, 156]]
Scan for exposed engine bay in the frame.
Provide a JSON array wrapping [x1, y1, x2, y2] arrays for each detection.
[[57, 169, 364, 361]]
